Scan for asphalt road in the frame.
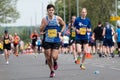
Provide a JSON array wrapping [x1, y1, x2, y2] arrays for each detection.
[[0, 53, 120, 80]]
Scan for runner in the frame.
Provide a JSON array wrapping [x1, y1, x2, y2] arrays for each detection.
[[68, 16, 77, 63], [74, 8, 92, 70], [1, 30, 13, 64], [36, 37, 42, 54], [62, 33, 69, 54], [93, 21, 103, 57], [13, 32, 20, 57], [102, 22, 115, 58], [40, 4, 66, 77], [30, 30, 38, 56], [116, 24, 120, 57]]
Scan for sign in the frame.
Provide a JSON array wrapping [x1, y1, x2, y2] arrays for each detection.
[[110, 16, 120, 21]]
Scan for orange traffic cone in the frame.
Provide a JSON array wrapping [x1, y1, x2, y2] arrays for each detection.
[[85, 52, 92, 59], [85, 45, 92, 59]]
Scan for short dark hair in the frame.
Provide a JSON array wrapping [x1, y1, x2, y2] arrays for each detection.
[[4, 30, 8, 34], [47, 4, 55, 10]]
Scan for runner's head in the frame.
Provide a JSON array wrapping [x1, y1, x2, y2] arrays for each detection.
[[81, 8, 87, 19], [4, 30, 8, 34], [14, 33, 17, 36], [47, 4, 55, 17], [71, 16, 76, 23]]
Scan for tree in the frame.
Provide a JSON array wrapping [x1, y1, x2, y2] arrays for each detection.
[[55, 0, 115, 29], [0, 0, 19, 24], [83, 0, 115, 28]]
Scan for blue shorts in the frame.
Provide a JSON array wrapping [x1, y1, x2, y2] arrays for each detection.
[[103, 38, 114, 47]]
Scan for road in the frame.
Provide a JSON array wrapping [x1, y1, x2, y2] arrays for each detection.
[[0, 53, 120, 80]]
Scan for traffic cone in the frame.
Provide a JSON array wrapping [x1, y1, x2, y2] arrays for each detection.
[[85, 45, 92, 59], [85, 52, 92, 59]]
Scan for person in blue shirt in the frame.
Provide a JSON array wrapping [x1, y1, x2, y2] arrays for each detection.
[[36, 37, 41, 53], [74, 8, 91, 70], [102, 22, 115, 58], [40, 4, 66, 78], [116, 25, 120, 57]]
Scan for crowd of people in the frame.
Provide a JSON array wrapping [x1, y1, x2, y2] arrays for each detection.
[[1, 4, 120, 78]]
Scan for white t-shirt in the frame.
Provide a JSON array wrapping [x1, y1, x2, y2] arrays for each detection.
[[63, 35, 69, 44]]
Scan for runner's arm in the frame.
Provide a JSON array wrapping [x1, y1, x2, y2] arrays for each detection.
[[57, 16, 66, 33], [102, 27, 105, 36], [40, 18, 47, 33]]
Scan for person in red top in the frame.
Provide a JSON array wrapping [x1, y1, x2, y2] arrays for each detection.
[[13, 33, 20, 57], [30, 30, 38, 55]]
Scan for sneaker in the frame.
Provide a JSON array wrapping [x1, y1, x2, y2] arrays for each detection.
[[53, 61, 58, 70], [45, 60, 47, 65], [50, 71, 55, 78], [98, 53, 102, 57], [15, 53, 19, 57], [80, 64, 85, 70], [6, 61, 9, 65], [75, 60, 77, 64], [34, 53, 37, 58], [111, 53, 114, 58]]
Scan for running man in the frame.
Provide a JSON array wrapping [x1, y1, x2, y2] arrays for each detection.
[[13, 32, 20, 57], [102, 22, 115, 58], [30, 30, 38, 55], [1, 30, 13, 64], [93, 21, 103, 57], [74, 8, 92, 70], [40, 4, 66, 77], [68, 16, 77, 63], [116, 24, 120, 57]]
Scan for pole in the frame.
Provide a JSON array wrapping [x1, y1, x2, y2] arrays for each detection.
[[76, 0, 79, 17], [115, 0, 118, 16], [63, 0, 66, 23], [57, 1, 59, 15]]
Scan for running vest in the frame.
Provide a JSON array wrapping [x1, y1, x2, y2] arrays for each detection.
[[105, 26, 112, 39], [14, 36, 19, 44], [3, 35, 11, 46], [70, 23, 76, 39], [44, 16, 60, 43]]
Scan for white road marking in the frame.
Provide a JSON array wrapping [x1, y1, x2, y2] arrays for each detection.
[[110, 67, 120, 71]]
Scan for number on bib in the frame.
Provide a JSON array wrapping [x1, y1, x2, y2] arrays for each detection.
[[71, 31, 75, 37], [5, 39, 10, 44], [79, 28, 87, 35], [48, 29, 57, 37]]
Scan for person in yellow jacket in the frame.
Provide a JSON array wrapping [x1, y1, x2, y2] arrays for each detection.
[[0, 40, 3, 54]]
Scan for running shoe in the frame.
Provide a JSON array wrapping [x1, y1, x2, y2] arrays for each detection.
[[80, 64, 85, 70], [45, 60, 47, 65], [111, 53, 114, 58], [50, 71, 55, 78], [53, 61, 58, 70], [75, 60, 77, 64], [6, 61, 9, 65], [15, 53, 19, 57]]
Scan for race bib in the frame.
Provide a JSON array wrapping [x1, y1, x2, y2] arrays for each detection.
[[5, 39, 10, 44], [14, 39, 19, 44], [79, 27, 87, 35], [71, 31, 75, 37], [0, 43, 3, 49], [48, 29, 57, 37]]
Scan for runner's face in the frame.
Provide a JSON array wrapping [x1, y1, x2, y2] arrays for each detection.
[[71, 16, 76, 22], [81, 9, 87, 18], [47, 7, 55, 17]]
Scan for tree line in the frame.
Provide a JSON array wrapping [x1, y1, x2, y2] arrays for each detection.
[[55, 0, 116, 29]]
